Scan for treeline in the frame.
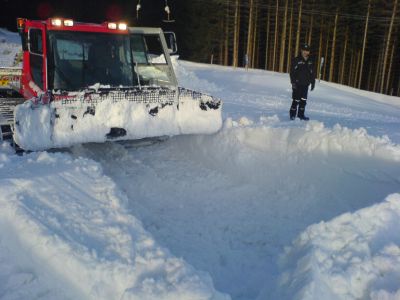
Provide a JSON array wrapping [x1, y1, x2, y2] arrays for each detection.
[[174, 0, 400, 96]]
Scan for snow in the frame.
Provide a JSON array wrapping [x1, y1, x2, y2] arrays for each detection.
[[71, 116, 400, 300], [1, 29, 400, 300], [0, 29, 21, 68], [14, 95, 222, 151], [172, 57, 221, 93], [321, 80, 400, 109], [277, 193, 400, 300], [0, 149, 228, 300]]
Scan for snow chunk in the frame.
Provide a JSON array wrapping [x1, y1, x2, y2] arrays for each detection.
[[277, 194, 400, 300], [238, 116, 253, 126], [259, 114, 280, 125]]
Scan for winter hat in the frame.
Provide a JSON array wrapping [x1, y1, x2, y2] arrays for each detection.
[[301, 43, 310, 51]]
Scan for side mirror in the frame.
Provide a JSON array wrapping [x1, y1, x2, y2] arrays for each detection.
[[164, 31, 178, 55], [18, 32, 28, 51]]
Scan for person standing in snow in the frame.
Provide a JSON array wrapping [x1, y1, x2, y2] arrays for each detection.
[[289, 43, 316, 120]]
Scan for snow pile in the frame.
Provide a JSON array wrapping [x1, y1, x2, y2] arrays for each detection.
[[0, 150, 229, 300], [277, 194, 400, 300], [199, 117, 400, 167], [14, 95, 222, 151], [0, 29, 21, 67], [239, 119, 400, 161]]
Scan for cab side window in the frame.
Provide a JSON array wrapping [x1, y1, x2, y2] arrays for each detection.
[[29, 29, 44, 89]]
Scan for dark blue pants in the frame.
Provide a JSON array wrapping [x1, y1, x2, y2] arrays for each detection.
[[290, 85, 309, 118]]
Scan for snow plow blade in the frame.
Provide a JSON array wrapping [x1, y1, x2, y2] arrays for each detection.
[[13, 87, 222, 151]]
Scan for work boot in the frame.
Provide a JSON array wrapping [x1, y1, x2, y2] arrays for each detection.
[[289, 100, 299, 120], [298, 99, 309, 121], [290, 109, 296, 120], [298, 115, 310, 121]]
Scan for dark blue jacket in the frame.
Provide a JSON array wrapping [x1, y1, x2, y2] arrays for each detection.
[[290, 55, 316, 86]]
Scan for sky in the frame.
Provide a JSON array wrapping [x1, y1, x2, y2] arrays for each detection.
[[0, 0, 176, 31]]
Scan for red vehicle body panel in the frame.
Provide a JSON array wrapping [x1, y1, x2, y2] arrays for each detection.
[[19, 19, 129, 100]]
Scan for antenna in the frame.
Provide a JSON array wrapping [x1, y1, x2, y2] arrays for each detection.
[[136, 0, 141, 19], [163, 0, 175, 23]]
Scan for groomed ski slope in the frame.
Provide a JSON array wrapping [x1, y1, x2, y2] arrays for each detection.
[[0, 144, 228, 300], [1, 29, 400, 300], [71, 60, 400, 299]]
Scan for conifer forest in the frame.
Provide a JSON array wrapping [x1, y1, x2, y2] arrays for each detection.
[[173, 0, 400, 96]]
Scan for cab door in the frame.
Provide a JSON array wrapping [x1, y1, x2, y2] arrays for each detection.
[[21, 21, 47, 98], [129, 27, 178, 88]]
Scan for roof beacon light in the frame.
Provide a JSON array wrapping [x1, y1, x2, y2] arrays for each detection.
[[51, 18, 63, 26], [108, 22, 117, 30], [64, 19, 74, 26], [17, 18, 26, 30], [118, 23, 127, 30], [51, 19, 62, 26]]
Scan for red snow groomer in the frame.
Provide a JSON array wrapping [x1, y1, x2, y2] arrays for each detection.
[[0, 18, 222, 150]]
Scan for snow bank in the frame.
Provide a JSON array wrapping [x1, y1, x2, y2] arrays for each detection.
[[208, 117, 400, 164], [0, 150, 229, 300], [0, 28, 20, 45], [0, 29, 21, 67], [277, 194, 400, 300], [171, 57, 221, 93], [14, 95, 222, 151]]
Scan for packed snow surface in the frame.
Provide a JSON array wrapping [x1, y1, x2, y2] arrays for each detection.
[[2, 30, 400, 299], [0, 146, 228, 300]]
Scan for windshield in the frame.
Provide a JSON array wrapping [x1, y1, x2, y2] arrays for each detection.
[[48, 31, 135, 90], [130, 34, 175, 88]]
